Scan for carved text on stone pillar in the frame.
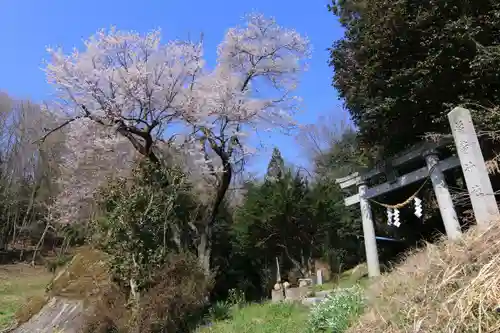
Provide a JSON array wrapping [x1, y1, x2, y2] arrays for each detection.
[[470, 184, 483, 196], [463, 161, 476, 173], [448, 106, 500, 227], [459, 140, 470, 154], [454, 119, 465, 133]]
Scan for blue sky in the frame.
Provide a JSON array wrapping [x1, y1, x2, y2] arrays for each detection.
[[0, 0, 348, 175]]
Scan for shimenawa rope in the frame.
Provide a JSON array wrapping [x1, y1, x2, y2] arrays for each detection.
[[367, 164, 437, 209]]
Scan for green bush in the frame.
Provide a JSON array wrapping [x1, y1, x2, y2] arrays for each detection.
[[307, 286, 365, 333], [83, 252, 212, 333], [86, 160, 212, 331], [205, 288, 246, 322], [227, 288, 245, 307], [90, 159, 197, 295], [206, 300, 232, 322], [137, 252, 212, 333]]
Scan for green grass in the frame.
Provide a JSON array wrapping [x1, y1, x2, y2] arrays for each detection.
[[0, 264, 53, 329], [197, 302, 310, 333], [199, 286, 366, 333], [202, 265, 371, 333]]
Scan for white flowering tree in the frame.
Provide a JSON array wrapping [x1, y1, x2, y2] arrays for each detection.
[[43, 13, 310, 273], [50, 118, 137, 224]]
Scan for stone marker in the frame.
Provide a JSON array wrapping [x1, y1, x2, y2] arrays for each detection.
[[298, 278, 313, 287], [316, 269, 323, 286], [448, 107, 500, 227], [284, 286, 311, 301], [271, 289, 285, 303]]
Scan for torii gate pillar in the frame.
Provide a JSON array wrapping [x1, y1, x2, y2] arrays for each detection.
[[424, 151, 462, 240], [358, 181, 381, 277]]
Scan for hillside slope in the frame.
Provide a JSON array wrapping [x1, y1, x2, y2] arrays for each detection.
[[349, 223, 500, 333]]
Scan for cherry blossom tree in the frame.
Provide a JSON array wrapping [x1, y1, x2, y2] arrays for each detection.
[[44, 27, 204, 164], [50, 118, 137, 225], [43, 13, 310, 273]]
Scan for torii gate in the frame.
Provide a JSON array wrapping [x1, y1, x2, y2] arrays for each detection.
[[336, 107, 500, 277]]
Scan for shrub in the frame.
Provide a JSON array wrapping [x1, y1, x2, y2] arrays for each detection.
[[90, 159, 197, 298], [83, 252, 212, 333], [206, 300, 232, 322], [307, 286, 365, 333], [226, 288, 245, 307], [205, 288, 246, 322], [136, 252, 212, 333]]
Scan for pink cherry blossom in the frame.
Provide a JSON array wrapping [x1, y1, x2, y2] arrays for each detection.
[[44, 13, 310, 228]]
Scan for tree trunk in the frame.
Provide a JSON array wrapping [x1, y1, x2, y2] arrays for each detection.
[[197, 225, 212, 276], [198, 146, 232, 276]]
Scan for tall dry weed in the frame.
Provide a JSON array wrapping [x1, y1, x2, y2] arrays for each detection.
[[349, 223, 500, 333]]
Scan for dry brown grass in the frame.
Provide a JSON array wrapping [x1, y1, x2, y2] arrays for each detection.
[[44, 246, 111, 300], [349, 223, 500, 333]]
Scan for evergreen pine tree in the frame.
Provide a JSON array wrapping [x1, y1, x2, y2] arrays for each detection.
[[265, 147, 285, 182]]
